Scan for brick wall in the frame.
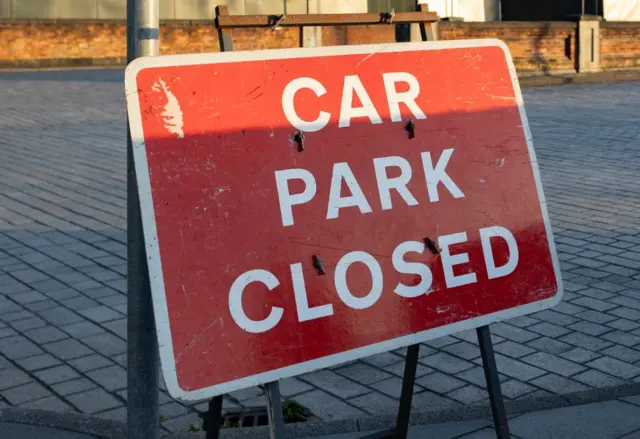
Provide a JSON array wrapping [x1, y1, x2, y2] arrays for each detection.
[[438, 21, 577, 74], [1, 19, 639, 76], [0, 20, 304, 66], [600, 22, 640, 70]]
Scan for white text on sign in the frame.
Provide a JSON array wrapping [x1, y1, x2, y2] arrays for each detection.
[[281, 72, 427, 132], [228, 227, 519, 334], [226, 72, 520, 334]]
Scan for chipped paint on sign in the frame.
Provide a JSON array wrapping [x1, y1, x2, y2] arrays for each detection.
[[152, 78, 184, 138]]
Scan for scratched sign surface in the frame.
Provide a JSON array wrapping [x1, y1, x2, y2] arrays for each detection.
[[125, 40, 562, 400]]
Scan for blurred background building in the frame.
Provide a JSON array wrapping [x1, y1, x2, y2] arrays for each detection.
[[0, 0, 638, 20]]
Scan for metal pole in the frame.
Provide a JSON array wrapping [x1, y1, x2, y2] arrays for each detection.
[[127, 0, 160, 438], [582, 0, 585, 15]]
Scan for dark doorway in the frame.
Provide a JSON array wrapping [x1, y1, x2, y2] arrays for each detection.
[[500, 0, 604, 21]]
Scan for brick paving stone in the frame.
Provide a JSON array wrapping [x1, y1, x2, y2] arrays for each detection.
[[80, 332, 126, 356], [15, 354, 62, 371], [500, 380, 536, 399], [2, 381, 52, 405], [24, 299, 58, 313], [66, 388, 122, 414], [586, 356, 640, 380], [278, 377, 313, 398], [34, 365, 80, 385], [560, 348, 601, 364], [601, 331, 640, 347], [420, 352, 475, 374], [575, 310, 618, 325], [348, 392, 398, 414], [362, 352, 404, 367], [601, 346, 640, 364], [0, 335, 44, 360], [384, 361, 433, 378], [492, 341, 536, 359], [571, 297, 618, 312], [607, 318, 640, 332], [78, 306, 123, 323], [530, 374, 590, 394], [506, 316, 539, 328], [334, 362, 392, 385], [576, 288, 616, 301], [528, 322, 571, 338], [416, 372, 465, 394], [67, 354, 114, 372], [532, 310, 578, 327], [610, 307, 640, 321], [560, 332, 614, 351], [42, 338, 94, 360], [10, 316, 47, 331], [526, 337, 573, 355], [294, 390, 365, 420], [567, 321, 611, 336], [455, 367, 506, 389], [24, 326, 69, 344], [411, 391, 461, 413], [370, 377, 422, 399], [0, 326, 17, 339], [522, 352, 586, 377], [11, 290, 47, 305], [423, 335, 459, 348], [51, 378, 97, 396], [481, 354, 546, 382], [573, 370, 627, 388], [60, 296, 100, 311], [0, 368, 32, 390], [159, 402, 188, 420], [100, 318, 126, 339], [0, 355, 12, 370], [86, 365, 127, 391], [37, 307, 84, 326], [442, 341, 482, 360], [61, 320, 106, 338], [446, 385, 488, 404]]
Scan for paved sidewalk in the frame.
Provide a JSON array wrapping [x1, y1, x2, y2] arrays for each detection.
[[308, 397, 640, 439], [0, 70, 639, 434], [4, 395, 640, 438]]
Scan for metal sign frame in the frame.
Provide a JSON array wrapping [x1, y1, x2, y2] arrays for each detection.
[[125, 4, 563, 439]]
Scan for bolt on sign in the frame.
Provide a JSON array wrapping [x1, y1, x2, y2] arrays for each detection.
[[125, 40, 563, 401]]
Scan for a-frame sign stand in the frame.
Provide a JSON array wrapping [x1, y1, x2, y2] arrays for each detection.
[[206, 5, 510, 439]]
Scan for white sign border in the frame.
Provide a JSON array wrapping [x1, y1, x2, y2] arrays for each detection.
[[125, 39, 563, 402]]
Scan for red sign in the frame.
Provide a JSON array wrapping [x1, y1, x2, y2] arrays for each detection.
[[125, 40, 562, 401]]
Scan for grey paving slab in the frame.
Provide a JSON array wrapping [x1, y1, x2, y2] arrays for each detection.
[[1, 72, 640, 423], [510, 400, 640, 439]]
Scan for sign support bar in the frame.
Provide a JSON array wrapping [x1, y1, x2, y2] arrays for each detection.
[[478, 326, 511, 438]]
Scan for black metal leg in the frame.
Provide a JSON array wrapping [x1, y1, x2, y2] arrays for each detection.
[[395, 343, 420, 439], [205, 395, 223, 439], [265, 381, 286, 439], [477, 326, 510, 439]]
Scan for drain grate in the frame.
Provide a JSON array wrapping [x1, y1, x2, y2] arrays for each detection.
[[199, 402, 313, 431], [200, 409, 270, 431]]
